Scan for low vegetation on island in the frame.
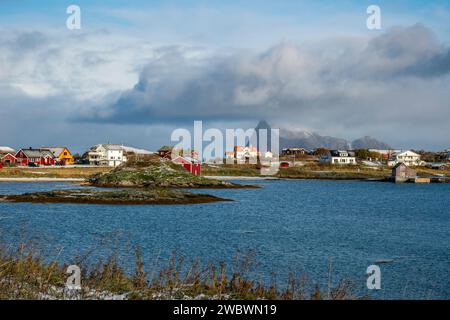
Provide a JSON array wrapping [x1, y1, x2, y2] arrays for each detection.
[[1, 188, 230, 205], [0, 156, 259, 205], [89, 156, 254, 189]]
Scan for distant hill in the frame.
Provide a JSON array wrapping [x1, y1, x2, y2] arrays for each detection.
[[251, 120, 279, 152], [252, 121, 390, 151], [351, 136, 391, 150], [280, 130, 350, 150]]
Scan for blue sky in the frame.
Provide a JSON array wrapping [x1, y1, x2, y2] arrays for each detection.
[[0, 1, 449, 152]]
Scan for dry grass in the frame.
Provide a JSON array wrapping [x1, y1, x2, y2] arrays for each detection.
[[0, 167, 112, 179], [0, 243, 362, 300], [202, 163, 392, 179], [201, 164, 262, 177], [1, 163, 447, 180]]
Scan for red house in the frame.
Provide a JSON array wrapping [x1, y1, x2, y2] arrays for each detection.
[[172, 156, 201, 176], [280, 161, 290, 168], [15, 148, 55, 166], [0, 153, 17, 167]]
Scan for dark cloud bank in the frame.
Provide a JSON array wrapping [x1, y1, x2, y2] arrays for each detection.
[[78, 24, 450, 149]]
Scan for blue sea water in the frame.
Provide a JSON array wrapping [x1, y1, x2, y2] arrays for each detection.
[[0, 180, 449, 299]]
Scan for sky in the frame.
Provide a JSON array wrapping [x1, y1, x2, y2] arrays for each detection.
[[0, 0, 449, 153]]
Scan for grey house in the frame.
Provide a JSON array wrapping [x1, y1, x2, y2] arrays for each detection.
[[391, 162, 416, 183]]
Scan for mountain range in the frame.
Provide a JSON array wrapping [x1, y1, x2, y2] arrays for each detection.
[[253, 121, 391, 151]]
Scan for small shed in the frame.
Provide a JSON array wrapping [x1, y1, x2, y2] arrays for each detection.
[[172, 156, 201, 176], [157, 146, 174, 159], [392, 162, 416, 183], [1, 153, 17, 167]]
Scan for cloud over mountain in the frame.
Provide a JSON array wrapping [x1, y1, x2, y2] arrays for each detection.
[[82, 24, 450, 149], [1, 22, 450, 151]]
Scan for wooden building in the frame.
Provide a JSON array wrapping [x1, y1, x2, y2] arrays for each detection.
[[391, 162, 416, 183], [15, 148, 55, 166], [172, 156, 201, 176], [41, 147, 74, 165], [0, 153, 17, 167]]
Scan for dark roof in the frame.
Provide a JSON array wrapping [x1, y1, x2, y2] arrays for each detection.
[[19, 149, 54, 158], [329, 150, 355, 157], [392, 162, 407, 169]]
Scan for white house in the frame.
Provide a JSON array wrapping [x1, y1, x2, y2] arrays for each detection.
[[88, 144, 127, 167], [387, 150, 422, 167], [263, 151, 273, 159], [234, 146, 258, 164], [320, 150, 356, 165], [225, 151, 235, 162]]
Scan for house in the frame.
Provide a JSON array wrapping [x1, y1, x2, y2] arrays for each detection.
[[88, 144, 127, 167], [387, 150, 422, 167], [368, 149, 401, 161], [225, 151, 235, 162], [391, 162, 416, 183], [263, 151, 274, 159], [234, 146, 258, 164], [426, 163, 448, 171], [15, 148, 55, 166], [41, 147, 74, 165], [281, 148, 309, 156], [280, 161, 290, 168], [0, 147, 17, 167], [446, 149, 450, 161], [157, 146, 174, 159], [172, 156, 201, 176], [1, 153, 17, 167], [320, 150, 356, 165]]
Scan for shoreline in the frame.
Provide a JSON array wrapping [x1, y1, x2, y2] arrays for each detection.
[[203, 175, 279, 180], [0, 177, 85, 182]]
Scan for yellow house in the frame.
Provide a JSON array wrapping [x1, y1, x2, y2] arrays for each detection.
[[42, 147, 75, 165]]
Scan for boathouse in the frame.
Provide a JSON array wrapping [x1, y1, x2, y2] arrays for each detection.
[[391, 162, 416, 183]]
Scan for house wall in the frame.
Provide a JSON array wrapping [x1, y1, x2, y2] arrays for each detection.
[[331, 157, 356, 165], [59, 148, 74, 165], [1, 154, 17, 166], [107, 150, 124, 167]]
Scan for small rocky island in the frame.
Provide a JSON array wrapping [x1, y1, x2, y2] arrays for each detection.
[[88, 157, 254, 189], [1, 156, 256, 205], [1, 188, 229, 205]]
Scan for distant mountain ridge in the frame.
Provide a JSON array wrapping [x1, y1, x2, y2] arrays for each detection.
[[253, 121, 391, 150], [351, 136, 391, 150]]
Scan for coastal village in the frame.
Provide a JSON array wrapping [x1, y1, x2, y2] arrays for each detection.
[[0, 143, 449, 183]]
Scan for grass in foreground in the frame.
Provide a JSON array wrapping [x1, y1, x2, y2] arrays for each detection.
[[0, 245, 363, 300]]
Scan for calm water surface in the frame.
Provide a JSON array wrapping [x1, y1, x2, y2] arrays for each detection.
[[0, 180, 449, 299]]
